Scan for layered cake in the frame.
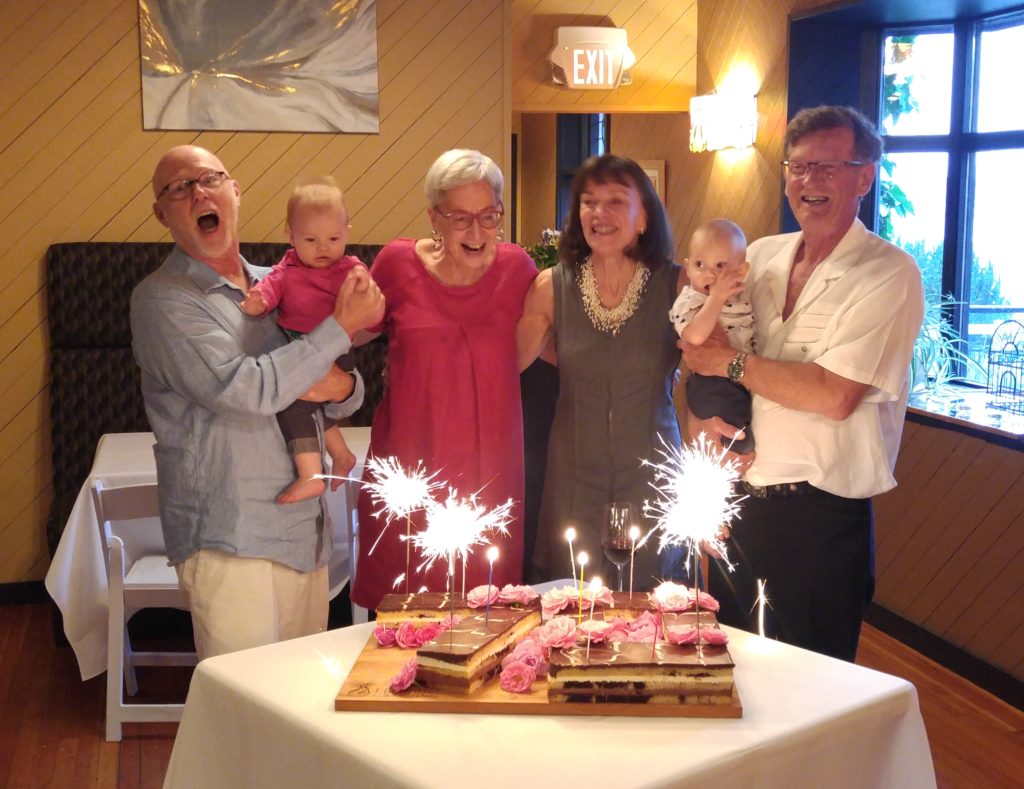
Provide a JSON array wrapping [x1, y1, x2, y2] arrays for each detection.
[[416, 607, 542, 694], [547, 612, 734, 705], [375, 592, 473, 624]]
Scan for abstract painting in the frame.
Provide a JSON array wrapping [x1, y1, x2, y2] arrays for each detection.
[[139, 0, 379, 132]]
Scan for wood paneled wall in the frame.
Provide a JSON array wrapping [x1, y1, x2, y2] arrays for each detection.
[[875, 420, 1024, 682], [610, 0, 796, 261], [511, 0, 697, 113], [0, 0, 507, 583]]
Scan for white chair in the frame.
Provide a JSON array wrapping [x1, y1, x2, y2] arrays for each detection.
[[91, 480, 196, 742]]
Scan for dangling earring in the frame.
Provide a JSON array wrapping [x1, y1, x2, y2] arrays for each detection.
[[431, 229, 443, 251], [497, 226, 505, 241]]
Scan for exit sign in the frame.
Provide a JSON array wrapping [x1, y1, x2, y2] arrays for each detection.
[[549, 27, 635, 90]]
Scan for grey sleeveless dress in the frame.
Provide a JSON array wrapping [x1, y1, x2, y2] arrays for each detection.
[[530, 259, 682, 589]]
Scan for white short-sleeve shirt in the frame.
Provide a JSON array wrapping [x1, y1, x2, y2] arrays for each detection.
[[670, 285, 755, 353], [745, 220, 924, 499]]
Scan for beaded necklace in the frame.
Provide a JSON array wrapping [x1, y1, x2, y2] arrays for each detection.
[[576, 257, 649, 335]]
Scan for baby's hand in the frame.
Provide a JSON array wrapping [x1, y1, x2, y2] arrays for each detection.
[[708, 261, 749, 299], [240, 289, 269, 316]]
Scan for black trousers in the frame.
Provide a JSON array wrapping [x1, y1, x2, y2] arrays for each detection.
[[686, 373, 754, 453], [709, 487, 874, 662]]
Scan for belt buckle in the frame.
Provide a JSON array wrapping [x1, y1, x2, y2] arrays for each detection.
[[742, 481, 768, 499]]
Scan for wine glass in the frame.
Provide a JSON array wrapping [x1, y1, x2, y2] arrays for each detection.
[[602, 502, 639, 592]]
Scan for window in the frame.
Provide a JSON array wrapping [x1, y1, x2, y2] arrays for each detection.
[[877, 14, 1024, 385], [555, 114, 609, 229]]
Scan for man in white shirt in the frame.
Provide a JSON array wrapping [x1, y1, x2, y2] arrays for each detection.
[[682, 106, 924, 661]]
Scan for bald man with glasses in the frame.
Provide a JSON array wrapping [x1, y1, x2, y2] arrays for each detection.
[[131, 145, 384, 659], [682, 106, 924, 662]]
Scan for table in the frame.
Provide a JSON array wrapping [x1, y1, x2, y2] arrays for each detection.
[[44, 428, 371, 681], [163, 623, 936, 789]]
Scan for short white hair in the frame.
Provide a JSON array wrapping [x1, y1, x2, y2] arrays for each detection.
[[424, 149, 503, 208]]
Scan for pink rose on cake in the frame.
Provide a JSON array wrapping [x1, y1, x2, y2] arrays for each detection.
[[395, 621, 422, 649], [651, 581, 692, 612], [498, 584, 540, 605], [466, 584, 501, 608], [602, 617, 632, 643], [499, 659, 538, 694], [582, 584, 614, 609], [440, 613, 462, 630], [536, 615, 578, 649], [501, 638, 548, 674], [692, 590, 721, 612], [625, 611, 662, 642], [540, 586, 575, 618], [414, 621, 443, 646], [373, 624, 398, 647], [578, 619, 612, 644], [389, 657, 418, 693], [665, 625, 729, 646]]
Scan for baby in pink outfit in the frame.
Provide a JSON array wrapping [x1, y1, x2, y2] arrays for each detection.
[[241, 178, 365, 503]]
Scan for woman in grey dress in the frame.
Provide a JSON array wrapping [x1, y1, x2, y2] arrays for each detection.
[[517, 155, 686, 588]]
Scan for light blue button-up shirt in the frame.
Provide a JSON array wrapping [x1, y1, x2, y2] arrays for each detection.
[[130, 247, 364, 572]]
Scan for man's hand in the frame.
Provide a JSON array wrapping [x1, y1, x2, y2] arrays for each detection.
[[687, 413, 755, 475], [333, 266, 384, 338], [240, 289, 269, 317], [680, 332, 734, 378], [300, 365, 354, 403]]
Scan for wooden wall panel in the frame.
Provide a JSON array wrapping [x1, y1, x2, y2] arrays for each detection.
[[0, 0, 506, 583], [612, 0, 797, 260], [875, 420, 1024, 682], [518, 112, 557, 247], [511, 0, 697, 113]]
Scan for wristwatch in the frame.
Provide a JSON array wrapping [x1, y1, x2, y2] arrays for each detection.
[[726, 351, 747, 383]]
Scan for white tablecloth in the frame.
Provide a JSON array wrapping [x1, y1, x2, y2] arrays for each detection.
[[163, 623, 936, 789], [44, 429, 370, 681]]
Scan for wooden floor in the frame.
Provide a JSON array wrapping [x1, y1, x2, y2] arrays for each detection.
[[2, 602, 1022, 789]]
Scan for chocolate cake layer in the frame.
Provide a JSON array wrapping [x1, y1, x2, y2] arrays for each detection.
[[375, 592, 472, 623], [548, 637, 735, 705], [416, 608, 541, 695]]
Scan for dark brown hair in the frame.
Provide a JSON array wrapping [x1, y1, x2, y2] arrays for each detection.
[[784, 105, 884, 163], [559, 155, 674, 269]]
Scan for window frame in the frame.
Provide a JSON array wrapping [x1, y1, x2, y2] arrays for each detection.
[[879, 11, 1024, 381]]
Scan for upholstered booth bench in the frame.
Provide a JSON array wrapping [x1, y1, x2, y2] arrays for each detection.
[[44, 241, 387, 555]]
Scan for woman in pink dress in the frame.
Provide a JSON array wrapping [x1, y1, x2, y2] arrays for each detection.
[[350, 150, 538, 610]]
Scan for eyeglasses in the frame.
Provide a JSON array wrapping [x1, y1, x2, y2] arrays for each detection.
[[438, 206, 504, 231], [157, 170, 229, 201], [781, 160, 863, 179]]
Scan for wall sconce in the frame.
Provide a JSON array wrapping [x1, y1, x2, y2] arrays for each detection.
[[688, 92, 758, 153], [549, 27, 636, 90]]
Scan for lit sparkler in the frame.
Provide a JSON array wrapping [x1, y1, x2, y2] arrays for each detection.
[[410, 488, 513, 577], [359, 456, 443, 593], [642, 433, 746, 653], [640, 433, 744, 570]]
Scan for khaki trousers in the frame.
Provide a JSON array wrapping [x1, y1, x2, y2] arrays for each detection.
[[175, 549, 328, 661]]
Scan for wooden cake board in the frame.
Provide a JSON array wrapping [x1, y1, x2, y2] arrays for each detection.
[[335, 636, 742, 718]]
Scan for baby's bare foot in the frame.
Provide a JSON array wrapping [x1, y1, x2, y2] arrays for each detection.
[[277, 477, 326, 504], [328, 449, 357, 491]]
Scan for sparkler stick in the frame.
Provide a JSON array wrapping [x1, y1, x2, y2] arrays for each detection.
[[576, 552, 588, 626], [585, 576, 601, 661], [405, 514, 412, 594], [757, 579, 768, 637], [628, 525, 640, 601], [485, 546, 498, 626], [565, 527, 577, 586]]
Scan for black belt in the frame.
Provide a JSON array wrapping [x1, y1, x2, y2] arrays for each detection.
[[740, 480, 816, 499]]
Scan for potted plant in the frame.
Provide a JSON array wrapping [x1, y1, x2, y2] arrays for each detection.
[[911, 294, 987, 393]]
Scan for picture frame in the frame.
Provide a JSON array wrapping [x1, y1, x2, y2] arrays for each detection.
[[639, 160, 666, 202]]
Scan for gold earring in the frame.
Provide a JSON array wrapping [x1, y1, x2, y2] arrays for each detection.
[[497, 226, 505, 241], [431, 229, 443, 251]]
